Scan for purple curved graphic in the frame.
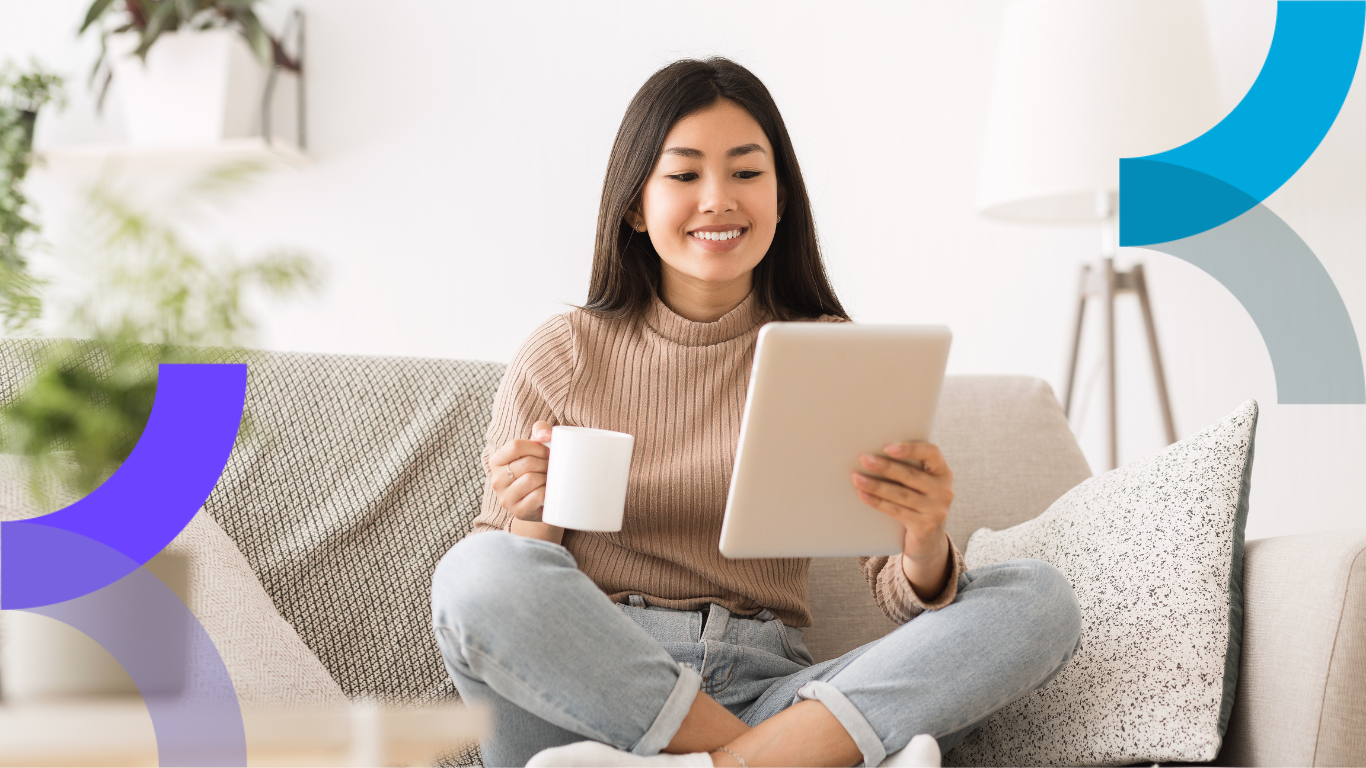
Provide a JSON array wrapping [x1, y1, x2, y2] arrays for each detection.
[[21, 531, 246, 766], [1, 364, 247, 609]]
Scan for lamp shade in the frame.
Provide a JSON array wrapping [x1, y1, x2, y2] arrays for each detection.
[[978, 0, 1222, 223]]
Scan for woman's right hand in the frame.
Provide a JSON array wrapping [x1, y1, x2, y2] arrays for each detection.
[[489, 420, 553, 521]]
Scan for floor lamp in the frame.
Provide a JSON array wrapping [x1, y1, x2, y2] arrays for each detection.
[[976, 0, 1222, 470]]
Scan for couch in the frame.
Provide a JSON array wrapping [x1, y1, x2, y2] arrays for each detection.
[[0, 339, 1361, 766]]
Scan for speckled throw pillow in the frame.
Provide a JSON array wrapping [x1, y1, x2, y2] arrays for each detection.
[[946, 400, 1257, 767]]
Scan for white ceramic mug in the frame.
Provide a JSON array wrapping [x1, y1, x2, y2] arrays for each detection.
[[540, 426, 634, 532]]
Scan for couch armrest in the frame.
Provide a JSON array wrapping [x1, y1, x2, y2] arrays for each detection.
[[1217, 529, 1366, 767]]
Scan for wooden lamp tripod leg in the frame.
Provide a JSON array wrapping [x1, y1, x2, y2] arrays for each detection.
[[1102, 258, 1118, 471], [1132, 263, 1177, 445], [1062, 263, 1092, 418]]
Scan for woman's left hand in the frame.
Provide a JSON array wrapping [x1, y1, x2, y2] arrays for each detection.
[[850, 441, 955, 602]]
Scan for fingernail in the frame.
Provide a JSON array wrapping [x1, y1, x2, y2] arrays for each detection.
[[859, 454, 879, 469], [886, 444, 907, 456], [853, 474, 870, 487]]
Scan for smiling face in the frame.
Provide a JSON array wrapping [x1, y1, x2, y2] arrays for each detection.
[[631, 98, 785, 317]]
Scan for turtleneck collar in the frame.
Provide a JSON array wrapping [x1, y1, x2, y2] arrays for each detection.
[[642, 290, 767, 347]]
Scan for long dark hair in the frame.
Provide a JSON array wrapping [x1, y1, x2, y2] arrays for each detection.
[[584, 57, 848, 321]]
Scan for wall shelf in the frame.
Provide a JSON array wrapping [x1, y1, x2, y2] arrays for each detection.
[[36, 138, 308, 175]]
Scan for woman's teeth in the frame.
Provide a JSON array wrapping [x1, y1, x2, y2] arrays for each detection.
[[691, 229, 743, 241]]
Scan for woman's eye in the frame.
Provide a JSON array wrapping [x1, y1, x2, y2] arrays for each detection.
[[667, 172, 698, 182], [734, 170, 762, 180]]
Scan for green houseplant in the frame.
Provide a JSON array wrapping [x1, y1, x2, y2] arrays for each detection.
[[1, 165, 322, 506], [80, 0, 302, 110], [0, 61, 64, 333]]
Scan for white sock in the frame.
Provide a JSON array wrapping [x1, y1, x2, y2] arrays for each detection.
[[527, 740, 713, 767], [879, 734, 941, 768]]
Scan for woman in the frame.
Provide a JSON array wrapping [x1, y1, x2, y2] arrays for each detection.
[[431, 58, 1081, 768]]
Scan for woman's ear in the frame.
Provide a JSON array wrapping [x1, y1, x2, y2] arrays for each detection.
[[777, 184, 787, 221], [625, 207, 646, 233]]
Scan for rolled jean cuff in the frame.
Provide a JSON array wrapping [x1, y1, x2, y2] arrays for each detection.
[[630, 663, 703, 756], [795, 680, 885, 767]]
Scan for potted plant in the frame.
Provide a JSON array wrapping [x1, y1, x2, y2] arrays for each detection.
[[80, 0, 304, 148]]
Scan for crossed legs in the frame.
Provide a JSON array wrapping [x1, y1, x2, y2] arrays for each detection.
[[431, 532, 1080, 767]]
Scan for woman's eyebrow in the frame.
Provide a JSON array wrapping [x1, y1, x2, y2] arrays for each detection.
[[660, 144, 766, 159], [727, 143, 765, 157]]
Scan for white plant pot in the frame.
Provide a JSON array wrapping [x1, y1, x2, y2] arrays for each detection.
[[0, 611, 142, 699], [0, 553, 189, 702], [111, 28, 299, 149]]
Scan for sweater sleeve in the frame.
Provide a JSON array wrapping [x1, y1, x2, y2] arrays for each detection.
[[856, 534, 967, 624], [470, 313, 577, 535]]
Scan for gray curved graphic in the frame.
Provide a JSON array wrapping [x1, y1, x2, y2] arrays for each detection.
[[1141, 202, 1365, 404], [22, 553, 246, 766]]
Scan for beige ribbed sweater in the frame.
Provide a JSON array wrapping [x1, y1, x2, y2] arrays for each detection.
[[472, 291, 964, 627]]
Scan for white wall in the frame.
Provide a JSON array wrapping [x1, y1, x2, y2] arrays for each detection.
[[2, 0, 1363, 541]]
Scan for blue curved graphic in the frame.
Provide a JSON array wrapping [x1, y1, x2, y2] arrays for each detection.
[[20, 537, 247, 766], [1121, 1, 1363, 246], [1, 364, 247, 609]]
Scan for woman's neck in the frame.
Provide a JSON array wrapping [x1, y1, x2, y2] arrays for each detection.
[[659, 268, 753, 323]]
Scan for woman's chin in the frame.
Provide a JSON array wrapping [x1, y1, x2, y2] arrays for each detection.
[[685, 260, 760, 284], [659, 247, 765, 291]]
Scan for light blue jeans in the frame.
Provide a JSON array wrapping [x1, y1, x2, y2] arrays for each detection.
[[431, 532, 1081, 768]]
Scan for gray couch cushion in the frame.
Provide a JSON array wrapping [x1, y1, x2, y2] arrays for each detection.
[[932, 375, 1094, 549], [803, 375, 1092, 663]]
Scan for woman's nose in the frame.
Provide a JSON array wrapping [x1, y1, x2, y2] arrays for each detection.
[[698, 176, 738, 214]]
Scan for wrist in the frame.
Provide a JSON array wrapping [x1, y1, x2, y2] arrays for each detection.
[[903, 532, 949, 564], [510, 517, 565, 544], [901, 533, 951, 602]]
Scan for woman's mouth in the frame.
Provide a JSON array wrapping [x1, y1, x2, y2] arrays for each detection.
[[689, 227, 746, 242], [688, 226, 748, 252]]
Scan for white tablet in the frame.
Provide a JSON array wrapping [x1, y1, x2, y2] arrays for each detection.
[[718, 322, 952, 558]]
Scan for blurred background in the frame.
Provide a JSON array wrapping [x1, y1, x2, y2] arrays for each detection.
[[0, 0, 1361, 542]]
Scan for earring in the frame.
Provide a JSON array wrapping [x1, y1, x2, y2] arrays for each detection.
[[777, 215, 782, 223]]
